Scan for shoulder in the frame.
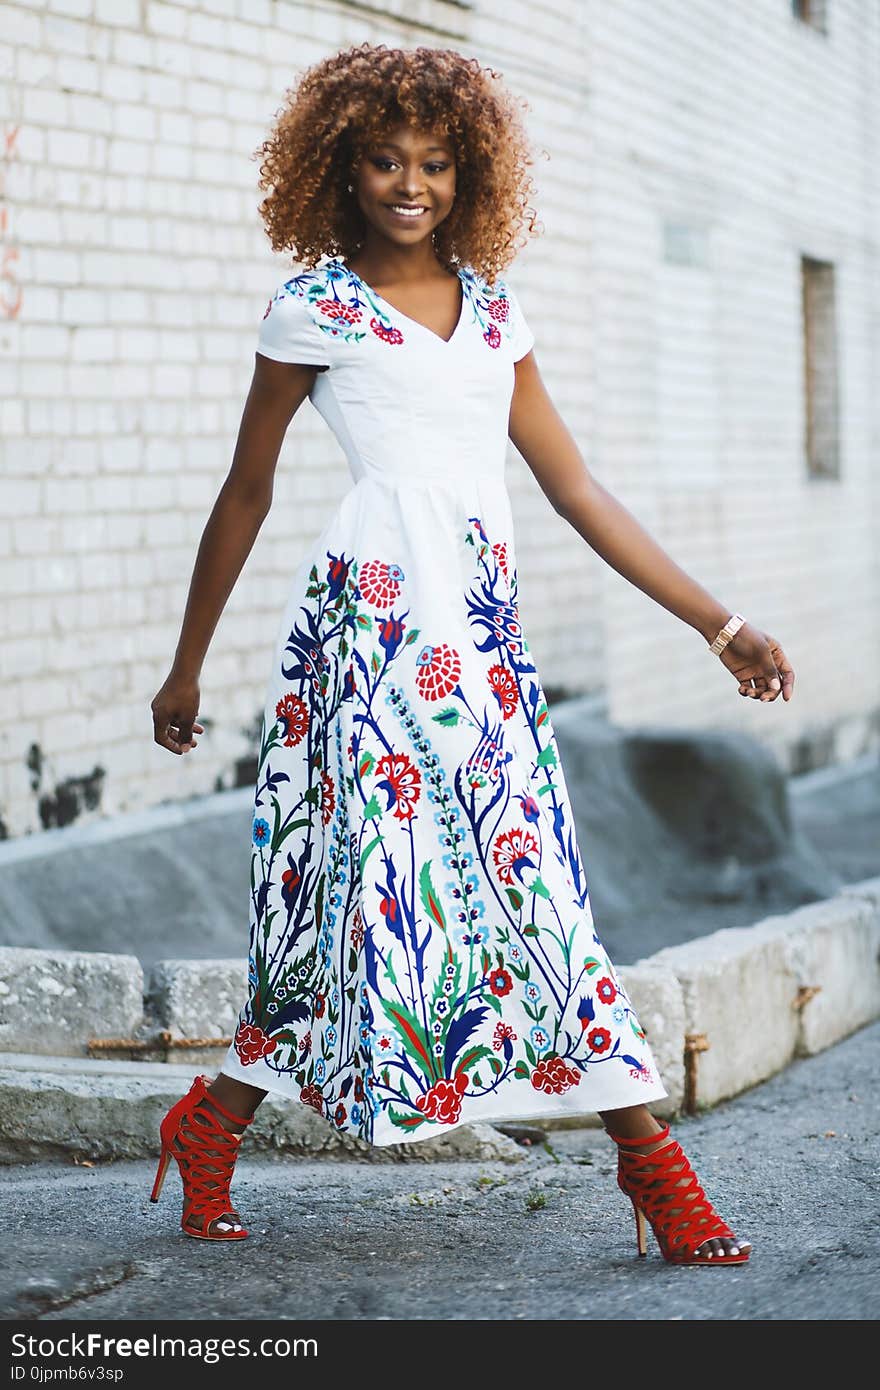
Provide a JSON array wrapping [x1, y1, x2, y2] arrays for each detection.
[[458, 264, 532, 355], [258, 260, 365, 364]]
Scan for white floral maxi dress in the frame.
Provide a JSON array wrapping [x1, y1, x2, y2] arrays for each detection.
[[220, 254, 668, 1144]]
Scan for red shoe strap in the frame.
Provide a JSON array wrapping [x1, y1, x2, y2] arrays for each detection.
[[194, 1074, 253, 1129], [605, 1121, 670, 1148]]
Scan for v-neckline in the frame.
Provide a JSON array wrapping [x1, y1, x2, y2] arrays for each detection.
[[332, 256, 466, 347]]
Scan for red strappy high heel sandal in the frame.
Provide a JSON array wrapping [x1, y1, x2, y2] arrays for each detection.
[[606, 1122, 752, 1266], [150, 1075, 253, 1241]]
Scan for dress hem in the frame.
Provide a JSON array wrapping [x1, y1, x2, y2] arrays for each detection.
[[219, 1050, 669, 1149]]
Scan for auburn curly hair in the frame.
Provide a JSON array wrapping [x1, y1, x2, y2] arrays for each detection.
[[254, 42, 543, 287]]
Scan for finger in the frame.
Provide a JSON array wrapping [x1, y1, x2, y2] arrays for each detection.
[[775, 652, 795, 700], [154, 727, 183, 755]]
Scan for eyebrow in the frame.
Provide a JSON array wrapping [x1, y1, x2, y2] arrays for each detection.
[[374, 142, 451, 155]]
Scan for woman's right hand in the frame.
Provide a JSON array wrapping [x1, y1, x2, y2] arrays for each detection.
[[151, 670, 205, 755]]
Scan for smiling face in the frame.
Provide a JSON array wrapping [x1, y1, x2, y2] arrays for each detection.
[[352, 122, 457, 252]]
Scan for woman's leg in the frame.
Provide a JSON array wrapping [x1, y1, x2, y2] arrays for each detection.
[[599, 1103, 751, 1260], [208, 1074, 267, 1126]]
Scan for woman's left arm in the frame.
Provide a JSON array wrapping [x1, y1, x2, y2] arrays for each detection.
[[508, 353, 795, 703]]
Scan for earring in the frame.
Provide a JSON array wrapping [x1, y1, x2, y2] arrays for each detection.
[[346, 183, 354, 193]]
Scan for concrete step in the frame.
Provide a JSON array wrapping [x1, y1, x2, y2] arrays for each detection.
[[0, 1053, 525, 1165]]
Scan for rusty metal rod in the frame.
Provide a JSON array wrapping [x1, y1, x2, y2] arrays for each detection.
[[683, 1031, 710, 1115], [87, 1031, 232, 1054]]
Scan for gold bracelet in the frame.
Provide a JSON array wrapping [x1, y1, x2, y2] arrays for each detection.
[[708, 612, 746, 656]]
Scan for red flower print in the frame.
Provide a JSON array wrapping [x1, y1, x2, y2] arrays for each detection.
[[359, 559, 404, 609], [233, 1022, 278, 1066], [350, 907, 365, 950], [488, 967, 513, 997], [316, 297, 362, 327], [483, 323, 501, 349], [370, 317, 405, 345], [415, 642, 462, 701], [493, 1021, 517, 1050], [587, 1027, 612, 1054], [375, 751, 422, 821], [320, 769, 335, 826], [596, 977, 617, 1006], [486, 297, 510, 324], [313, 991, 326, 1019], [487, 662, 519, 719], [299, 1030, 311, 1055], [492, 540, 509, 580], [354, 1074, 365, 1102], [300, 1083, 324, 1114], [530, 1055, 581, 1095], [414, 1073, 468, 1125], [275, 691, 309, 748], [281, 865, 301, 908], [630, 1064, 653, 1083], [334, 1102, 347, 1127], [491, 826, 539, 885]]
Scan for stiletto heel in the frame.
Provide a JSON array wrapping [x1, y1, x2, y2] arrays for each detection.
[[607, 1122, 751, 1267], [149, 1075, 253, 1241], [632, 1199, 648, 1257], [150, 1147, 171, 1203]]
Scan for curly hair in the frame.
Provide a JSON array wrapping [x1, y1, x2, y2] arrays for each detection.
[[254, 41, 543, 287]]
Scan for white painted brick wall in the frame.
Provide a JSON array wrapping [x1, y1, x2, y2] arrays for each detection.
[[1, 1, 877, 839]]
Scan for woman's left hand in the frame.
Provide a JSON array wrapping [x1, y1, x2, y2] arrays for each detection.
[[717, 621, 795, 702]]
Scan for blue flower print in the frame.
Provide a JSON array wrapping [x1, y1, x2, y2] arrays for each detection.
[[252, 817, 271, 847], [530, 1024, 551, 1054]]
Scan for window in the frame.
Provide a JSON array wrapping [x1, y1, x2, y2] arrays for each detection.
[[791, 0, 828, 34], [801, 256, 840, 479]]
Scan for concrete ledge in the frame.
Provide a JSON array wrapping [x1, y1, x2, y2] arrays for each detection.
[[616, 962, 685, 1117], [0, 947, 143, 1057], [147, 958, 246, 1040], [0, 1055, 523, 1165], [648, 874, 880, 1106]]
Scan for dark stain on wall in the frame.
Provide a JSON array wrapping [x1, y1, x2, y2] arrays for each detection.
[[25, 741, 106, 830], [233, 710, 263, 789]]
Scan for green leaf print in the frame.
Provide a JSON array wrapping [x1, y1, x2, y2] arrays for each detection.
[[583, 957, 602, 974], [505, 887, 524, 911], [389, 1106, 426, 1131], [359, 833, 382, 874], [380, 999, 437, 1081], [514, 1061, 530, 1079], [432, 707, 460, 727], [536, 745, 557, 768], [419, 861, 447, 932]]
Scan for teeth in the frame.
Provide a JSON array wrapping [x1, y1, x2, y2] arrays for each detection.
[[389, 206, 426, 217]]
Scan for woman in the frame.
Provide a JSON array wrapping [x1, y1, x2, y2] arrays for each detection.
[[150, 43, 793, 1264]]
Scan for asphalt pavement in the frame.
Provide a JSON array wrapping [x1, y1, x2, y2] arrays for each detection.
[[1, 1019, 877, 1322]]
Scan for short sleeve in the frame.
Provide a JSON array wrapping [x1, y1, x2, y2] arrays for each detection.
[[256, 280, 332, 368], [502, 277, 535, 361]]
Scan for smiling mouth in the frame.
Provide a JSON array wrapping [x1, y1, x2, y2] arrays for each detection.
[[385, 205, 429, 217]]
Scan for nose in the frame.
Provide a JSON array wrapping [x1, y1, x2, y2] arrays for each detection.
[[397, 167, 426, 199]]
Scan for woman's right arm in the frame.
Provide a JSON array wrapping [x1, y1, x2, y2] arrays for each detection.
[[151, 355, 321, 755]]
